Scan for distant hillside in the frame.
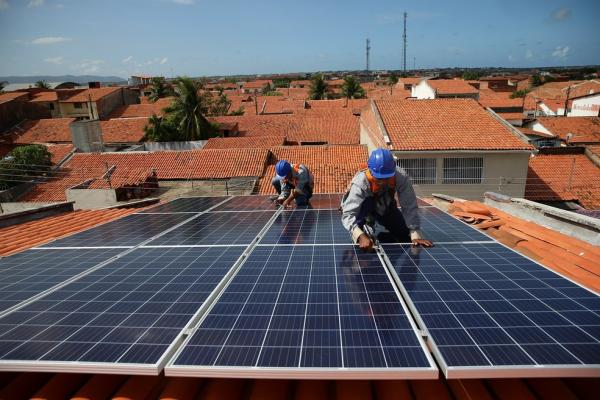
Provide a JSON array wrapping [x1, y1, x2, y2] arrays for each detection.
[[0, 75, 126, 84]]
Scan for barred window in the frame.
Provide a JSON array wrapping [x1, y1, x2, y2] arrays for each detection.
[[443, 157, 483, 184], [396, 158, 436, 184]]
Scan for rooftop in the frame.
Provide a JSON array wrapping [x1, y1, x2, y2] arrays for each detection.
[[60, 87, 121, 103], [535, 117, 600, 144], [9, 118, 76, 144], [374, 99, 533, 151], [425, 79, 479, 95]]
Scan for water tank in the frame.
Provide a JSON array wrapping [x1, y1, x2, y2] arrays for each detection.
[[70, 120, 104, 152]]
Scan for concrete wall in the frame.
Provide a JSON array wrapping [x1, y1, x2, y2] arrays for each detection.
[[59, 101, 93, 119], [570, 94, 600, 116], [66, 189, 118, 209], [97, 88, 138, 119], [392, 152, 530, 200]]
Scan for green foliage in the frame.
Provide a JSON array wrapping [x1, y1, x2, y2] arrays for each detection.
[[148, 77, 173, 103], [34, 80, 51, 89], [229, 107, 245, 116], [341, 76, 366, 99], [387, 74, 399, 86], [510, 89, 530, 99], [208, 92, 231, 116], [142, 114, 181, 142], [530, 74, 543, 87], [272, 78, 291, 88], [0, 81, 7, 93], [262, 91, 283, 96], [0, 145, 52, 190], [461, 71, 483, 80], [309, 74, 329, 100]]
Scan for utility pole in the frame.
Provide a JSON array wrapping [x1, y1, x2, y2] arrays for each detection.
[[563, 86, 571, 117], [366, 38, 371, 73], [403, 12, 407, 72], [413, 56, 416, 71]]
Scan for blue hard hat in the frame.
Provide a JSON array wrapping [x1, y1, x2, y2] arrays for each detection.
[[368, 148, 396, 179], [275, 160, 292, 178]]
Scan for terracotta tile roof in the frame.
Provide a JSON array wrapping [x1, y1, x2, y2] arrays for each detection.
[[450, 200, 600, 291], [203, 135, 285, 149], [256, 163, 360, 194], [29, 91, 58, 102], [565, 79, 600, 99], [211, 115, 293, 137], [326, 79, 345, 86], [536, 117, 600, 144], [367, 87, 411, 100], [108, 101, 169, 118], [242, 79, 272, 89], [290, 79, 311, 86], [374, 99, 534, 151], [588, 145, 600, 158], [496, 112, 525, 121], [398, 77, 424, 86], [517, 127, 556, 138], [426, 79, 479, 95], [0, 209, 137, 256], [262, 98, 306, 114], [286, 114, 360, 145], [478, 89, 523, 108], [0, 92, 29, 103], [99, 118, 148, 143], [525, 153, 600, 209], [275, 87, 310, 99], [10, 118, 75, 144], [45, 144, 74, 164], [60, 87, 121, 103]]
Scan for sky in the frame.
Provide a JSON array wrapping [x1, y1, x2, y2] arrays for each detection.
[[1, 0, 599, 79]]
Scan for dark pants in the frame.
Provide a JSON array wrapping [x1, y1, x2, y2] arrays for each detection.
[[357, 197, 411, 243], [271, 177, 312, 206]]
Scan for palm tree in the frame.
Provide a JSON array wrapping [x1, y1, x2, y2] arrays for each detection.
[[387, 74, 399, 95], [35, 80, 51, 89], [148, 77, 173, 102], [143, 114, 179, 142], [341, 76, 366, 99], [164, 77, 214, 141], [309, 74, 328, 100], [0, 81, 7, 93]]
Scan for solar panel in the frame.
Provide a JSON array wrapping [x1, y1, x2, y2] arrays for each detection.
[[0, 246, 246, 374], [211, 196, 279, 212], [382, 243, 600, 378], [404, 207, 492, 243], [139, 197, 229, 213], [260, 210, 351, 245], [148, 211, 275, 246], [0, 248, 122, 315], [41, 213, 194, 248], [166, 245, 436, 378], [304, 193, 344, 210]]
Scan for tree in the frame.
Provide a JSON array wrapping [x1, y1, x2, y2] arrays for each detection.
[[309, 74, 329, 100], [510, 89, 530, 99], [148, 77, 173, 102], [208, 92, 231, 116], [272, 78, 291, 88], [387, 74, 399, 86], [0, 81, 7, 93], [0, 145, 52, 190], [530, 74, 543, 87], [461, 71, 482, 80], [142, 114, 180, 142], [34, 80, 51, 89], [341, 76, 366, 99], [229, 107, 245, 116], [163, 76, 215, 141]]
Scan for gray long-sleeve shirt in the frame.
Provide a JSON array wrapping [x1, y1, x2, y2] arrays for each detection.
[[278, 163, 313, 199], [340, 168, 422, 242]]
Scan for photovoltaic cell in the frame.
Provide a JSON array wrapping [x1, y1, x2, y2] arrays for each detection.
[[305, 194, 344, 209], [383, 243, 600, 378], [260, 210, 351, 245], [414, 208, 491, 243], [148, 211, 274, 246], [41, 213, 193, 248], [0, 246, 245, 373], [0, 248, 122, 314], [211, 196, 279, 212], [139, 197, 228, 213], [167, 245, 435, 378]]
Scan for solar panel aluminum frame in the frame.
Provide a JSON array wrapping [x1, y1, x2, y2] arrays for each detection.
[[0, 204, 284, 376], [137, 196, 232, 214], [164, 244, 439, 380], [379, 242, 600, 379]]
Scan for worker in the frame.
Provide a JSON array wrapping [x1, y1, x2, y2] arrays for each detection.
[[341, 148, 433, 251], [271, 160, 314, 208]]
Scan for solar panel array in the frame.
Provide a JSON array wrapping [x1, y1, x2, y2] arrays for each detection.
[[0, 194, 598, 379]]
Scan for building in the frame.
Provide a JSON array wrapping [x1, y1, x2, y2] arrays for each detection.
[[128, 75, 161, 86], [525, 117, 600, 146], [289, 80, 311, 88], [411, 79, 480, 100], [478, 89, 525, 126], [58, 87, 138, 120], [360, 99, 533, 198], [241, 80, 273, 94]]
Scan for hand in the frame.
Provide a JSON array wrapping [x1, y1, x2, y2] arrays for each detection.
[[275, 198, 284, 205], [412, 239, 434, 248], [282, 199, 293, 209], [358, 234, 374, 252]]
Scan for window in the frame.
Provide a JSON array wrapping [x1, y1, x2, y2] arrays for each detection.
[[48, 103, 54, 110], [73, 102, 83, 109], [396, 158, 436, 184], [443, 157, 483, 184]]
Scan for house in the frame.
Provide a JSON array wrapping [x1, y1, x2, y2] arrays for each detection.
[[58, 87, 138, 120], [525, 117, 600, 146], [396, 77, 424, 91], [517, 127, 561, 148], [128, 75, 161, 86], [290, 80, 311, 88], [241, 80, 273, 94], [28, 91, 60, 118], [411, 79, 479, 100], [360, 99, 533, 199], [478, 89, 525, 126]]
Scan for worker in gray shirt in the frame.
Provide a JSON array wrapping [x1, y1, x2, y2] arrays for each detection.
[[272, 160, 314, 208], [341, 148, 433, 252]]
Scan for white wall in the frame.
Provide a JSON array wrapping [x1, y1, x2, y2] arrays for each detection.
[[412, 81, 436, 99], [570, 94, 600, 116]]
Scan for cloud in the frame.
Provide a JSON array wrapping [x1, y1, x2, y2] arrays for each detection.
[[160, 57, 168, 64], [44, 56, 63, 64], [0, 0, 9, 10], [31, 36, 71, 45], [552, 45, 569, 58], [551, 7, 571, 21], [122, 55, 133, 64], [28, 0, 44, 7], [525, 49, 533, 59], [171, 0, 194, 4], [72, 59, 105, 74]]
